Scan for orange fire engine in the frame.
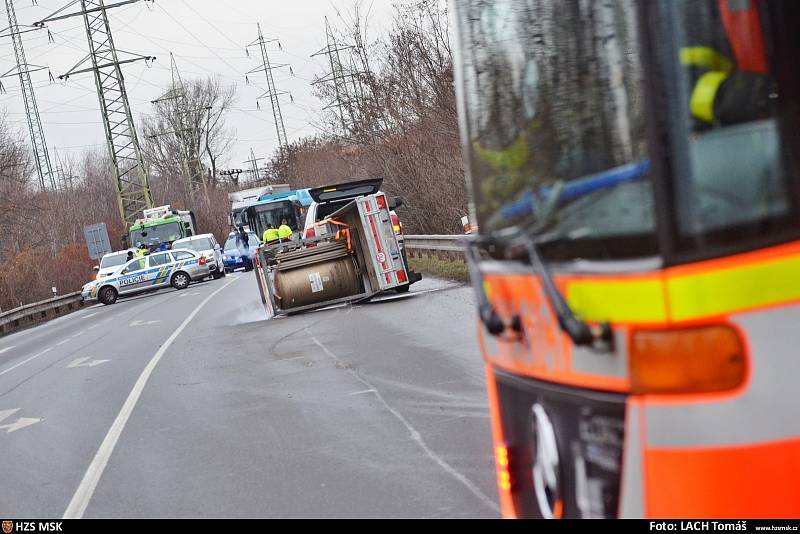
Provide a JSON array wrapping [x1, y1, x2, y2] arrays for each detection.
[[452, 0, 800, 518]]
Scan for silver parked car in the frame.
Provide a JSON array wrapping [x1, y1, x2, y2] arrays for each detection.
[[171, 233, 226, 280], [82, 248, 210, 305]]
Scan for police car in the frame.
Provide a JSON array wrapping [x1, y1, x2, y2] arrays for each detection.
[[82, 248, 210, 305]]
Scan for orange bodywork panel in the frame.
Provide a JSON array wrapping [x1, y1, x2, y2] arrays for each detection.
[[644, 439, 800, 518]]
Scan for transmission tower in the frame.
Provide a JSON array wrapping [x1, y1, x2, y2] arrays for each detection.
[[35, 0, 155, 227], [246, 23, 290, 153], [311, 17, 363, 136], [151, 53, 210, 207], [0, 0, 55, 191]]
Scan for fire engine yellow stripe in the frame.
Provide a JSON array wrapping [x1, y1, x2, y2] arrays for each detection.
[[566, 278, 667, 324], [562, 252, 800, 324], [667, 254, 800, 322]]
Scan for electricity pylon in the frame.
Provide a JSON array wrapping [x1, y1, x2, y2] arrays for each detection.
[[246, 23, 290, 153], [0, 0, 55, 190], [35, 0, 155, 226]]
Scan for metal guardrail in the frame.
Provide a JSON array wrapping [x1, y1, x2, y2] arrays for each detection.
[[404, 235, 467, 260], [0, 236, 464, 336], [0, 292, 84, 336]]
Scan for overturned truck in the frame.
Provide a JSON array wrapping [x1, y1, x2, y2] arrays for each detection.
[[254, 185, 411, 317]]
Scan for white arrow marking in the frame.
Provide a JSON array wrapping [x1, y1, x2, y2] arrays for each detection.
[[0, 409, 42, 434], [0, 408, 19, 423], [0, 346, 15, 355], [67, 357, 110, 369], [129, 320, 160, 327]]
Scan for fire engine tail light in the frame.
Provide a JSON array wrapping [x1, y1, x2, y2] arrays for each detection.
[[495, 445, 512, 492], [630, 325, 747, 394], [376, 194, 387, 210], [305, 227, 316, 239], [198, 256, 206, 265], [397, 269, 407, 284]]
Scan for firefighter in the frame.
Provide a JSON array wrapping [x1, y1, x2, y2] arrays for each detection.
[[262, 225, 279, 245], [278, 219, 293, 242], [682, 0, 771, 127]]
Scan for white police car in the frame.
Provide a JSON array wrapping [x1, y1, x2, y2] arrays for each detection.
[[82, 248, 210, 305]]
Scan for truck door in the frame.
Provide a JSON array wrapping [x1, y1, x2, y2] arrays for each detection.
[[357, 194, 408, 291]]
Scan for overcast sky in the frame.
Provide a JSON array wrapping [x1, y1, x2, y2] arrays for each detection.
[[0, 0, 395, 175]]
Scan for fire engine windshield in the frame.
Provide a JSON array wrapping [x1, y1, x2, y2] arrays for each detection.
[[130, 222, 183, 248], [455, 0, 656, 260]]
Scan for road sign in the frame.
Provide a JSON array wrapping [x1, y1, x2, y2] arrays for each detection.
[[84, 223, 112, 260]]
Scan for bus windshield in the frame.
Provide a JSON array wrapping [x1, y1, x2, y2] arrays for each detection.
[[246, 201, 300, 237], [455, 0, 656, 261], [130, 222, 183, 248]]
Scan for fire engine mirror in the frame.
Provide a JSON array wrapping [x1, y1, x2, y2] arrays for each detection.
[[93, 266, 99, 272], [389, 196, 404, 209]]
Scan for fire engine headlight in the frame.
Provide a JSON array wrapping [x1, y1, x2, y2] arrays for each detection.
[[630, 324, 747, 394]]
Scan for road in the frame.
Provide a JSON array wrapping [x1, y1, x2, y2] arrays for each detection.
[[0, 272, 498, 518]]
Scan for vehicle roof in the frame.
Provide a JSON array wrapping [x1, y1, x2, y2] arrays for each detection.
[[254, 188, 313, 206], [173, 233, 214, 242]]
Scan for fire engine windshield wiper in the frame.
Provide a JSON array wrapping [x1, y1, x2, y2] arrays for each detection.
[[522, 233, 614, 349]]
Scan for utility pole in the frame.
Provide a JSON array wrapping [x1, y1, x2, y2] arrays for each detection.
[[311, 17, 363, 136], [0, 0, 55, 191], [246, 23, 290, 154], [34, 0, 155, 228], [151, 53, 210, 208]]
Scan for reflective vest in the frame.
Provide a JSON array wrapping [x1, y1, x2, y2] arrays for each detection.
[[278, 225, 293, 240], [263, 228, 279, 244], [136, 248, 147, 257]]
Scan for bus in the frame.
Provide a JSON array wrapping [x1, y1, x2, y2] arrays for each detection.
[[452, 0, 800, 519], [244, 188, 314, 241]]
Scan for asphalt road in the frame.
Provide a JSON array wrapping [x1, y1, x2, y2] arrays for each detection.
[[0, 272, 498, 518]]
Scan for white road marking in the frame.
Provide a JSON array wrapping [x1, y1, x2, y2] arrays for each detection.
[[347, 389, 377, 396], [308, 331, 500, 514], [129, 320, 160, 327], [67, 358, 110, 369], [0, 346, 16, 355], [63, 275, 240, 519], [83, 312, 99, 319], [0, 409, 41, 434], [0, 347, 53, 378], [178, 292, 201, 298], [56, 339, 70, 347]]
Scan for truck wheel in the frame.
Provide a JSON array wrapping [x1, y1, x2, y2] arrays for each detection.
[[395, 284, 410, 294], [99, 286, 118, 305], [171, 271, 191, 290]]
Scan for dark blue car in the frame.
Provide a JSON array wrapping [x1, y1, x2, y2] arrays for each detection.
[[222, 231, 261, 273]]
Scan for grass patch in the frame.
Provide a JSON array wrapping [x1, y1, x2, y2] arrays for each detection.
[[408, 254, 470, 283]]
